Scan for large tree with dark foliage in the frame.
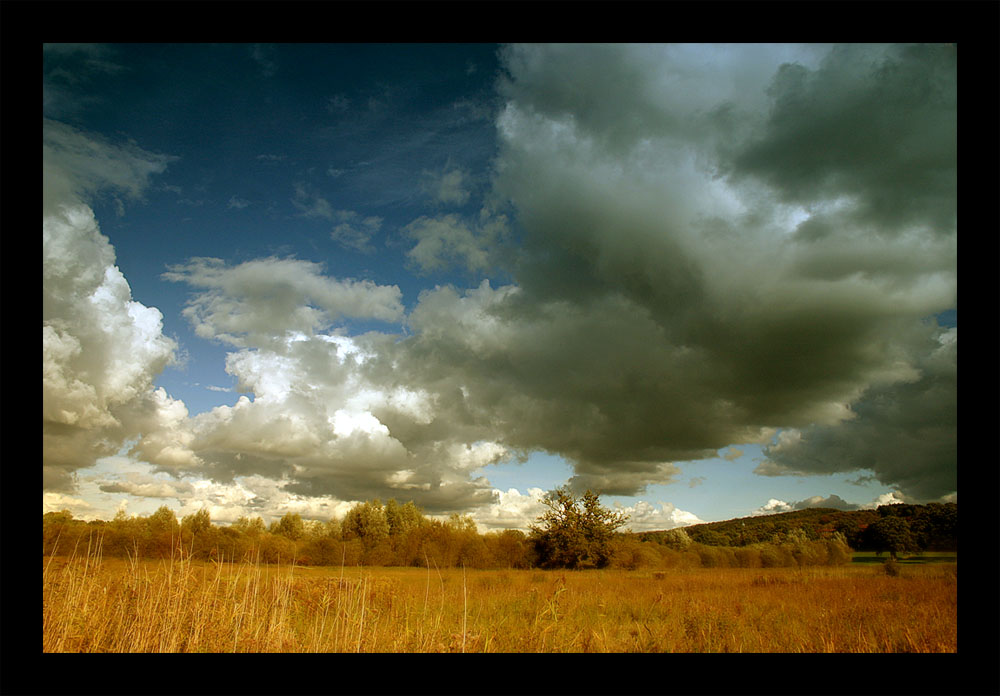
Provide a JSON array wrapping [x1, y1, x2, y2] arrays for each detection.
[[863, 515, 918, 560], [529, 488, 629, 569]]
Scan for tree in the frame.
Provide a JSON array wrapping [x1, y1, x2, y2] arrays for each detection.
[[147, 506, 180, 535], [109, 508, 151, 557], [385, 499, 424, 538], [146, 506, 180, 558], [181, 508, 213, 535], [693, 529, 730, 547], [448, 513, 489, 568], [342, 500, 390, 550], [180, 508, 217, 559], [484, 529, 531, 569], [233, 515, 267, 538], [273, 512, 306, 541], [43, 509, 81, 555], [864, 516, 918, 560], [529, 488, 629, 569], [660, 527, 693, 551]]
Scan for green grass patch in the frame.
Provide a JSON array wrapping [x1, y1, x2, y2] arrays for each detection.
[[852, 551, 956, 565]]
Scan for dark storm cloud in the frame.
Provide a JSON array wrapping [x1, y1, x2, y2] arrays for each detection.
[[723, 43, 956, 236], [759, 326, 956, 500], [368, 44, 956, 499]]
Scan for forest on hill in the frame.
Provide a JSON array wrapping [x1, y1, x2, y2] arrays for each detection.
[[638, 502, 957, 553]]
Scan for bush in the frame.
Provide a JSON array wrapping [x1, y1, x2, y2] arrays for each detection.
[[758, 544, 793, 568], [825, 535, 853, 565], [694, 543, 724, 568], [258, 534, 296, 565], [733, 546, 762, 568], [609, 537, 662, 570], [653, 546, 684, 568], [363, 541, 396, 567], [43, 510, 87, 556]]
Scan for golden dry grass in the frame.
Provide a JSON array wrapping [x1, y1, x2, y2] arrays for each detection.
[[43, 542, 956, 653]]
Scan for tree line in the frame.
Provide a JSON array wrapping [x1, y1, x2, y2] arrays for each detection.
[[641, 502, 957, 557], [43, 488, 867, 570]]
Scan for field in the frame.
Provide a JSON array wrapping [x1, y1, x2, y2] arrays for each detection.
[[42, 547, 956, 653]]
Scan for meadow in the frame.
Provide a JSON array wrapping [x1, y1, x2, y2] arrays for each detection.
[[43, 544, 957, 653]]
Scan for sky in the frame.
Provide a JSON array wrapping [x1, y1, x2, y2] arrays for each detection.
[[42, 43, 958, 532]]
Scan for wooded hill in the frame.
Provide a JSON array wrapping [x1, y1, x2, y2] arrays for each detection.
[[637, 502, 957, 552]]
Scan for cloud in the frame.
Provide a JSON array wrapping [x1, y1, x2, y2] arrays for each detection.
[[162, 257, 405, 347], [460, 488, 703, 533], [43, 119, 175, 218], [291, 184, 382, 253], [250, 44, 277, 78], [403, 213, 510, 275], [258, 42, 953, 506], [43, 120, 179, 491], [617, 500, 704, 531], [330, 210, 382, 254], [326, 94, 351, 114], [723, 44, 956, 236], [421, 166, 471, 206], [126, 327, 503, 514], [750, 499, 794, 516], [863, 491, 909, 509], [43, 44, 127, 119], [757, 327, 956, 500], [45, 44, 956, 522], [44, 492, 99, 520], [98, 475, 196, 499], [227, 195, 250, 210], [751, 490, 906, 517], [389, 42, 952, 498], [471, 487, 547, 530], [291, 183, 336, 220]]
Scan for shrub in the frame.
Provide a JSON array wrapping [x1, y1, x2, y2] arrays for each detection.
[[825, 534, 853, 565], [758, 544, 792, 568], [654, 547, 684, 568], [301, 537, 342, 566], [609, 538, 662, 570], [363, 542, 396, 567], [258, 534, 296, 565], [733, 546, 762, 568], [694, 543, 723, 568]]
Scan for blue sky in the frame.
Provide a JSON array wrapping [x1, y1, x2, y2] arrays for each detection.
[[43, 43, 957, 530]]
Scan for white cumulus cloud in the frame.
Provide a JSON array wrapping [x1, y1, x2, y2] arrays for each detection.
[[43, 120, 179, 492]]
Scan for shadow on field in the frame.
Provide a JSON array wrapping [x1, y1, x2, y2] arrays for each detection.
[[852, 553, 957, 565]]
